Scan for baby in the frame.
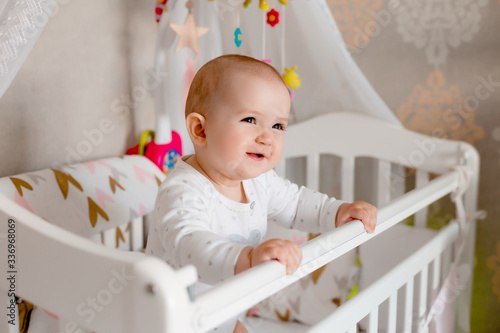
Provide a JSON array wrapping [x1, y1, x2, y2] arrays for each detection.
[[146, 54, 377, 332]]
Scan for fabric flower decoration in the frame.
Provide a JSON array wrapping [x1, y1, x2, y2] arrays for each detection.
[[266, 9, 280, 27], [234, 27, 242, 47]]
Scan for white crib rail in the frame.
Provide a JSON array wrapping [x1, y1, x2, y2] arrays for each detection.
[[188, 171, 460, 332], [0, 194, 195, 333], [310, 222, 458, 333], [0, 170, 467, 333]]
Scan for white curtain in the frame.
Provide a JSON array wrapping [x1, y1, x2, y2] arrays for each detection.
[[153, 0, 401, 155], [0, 0, 55, 97]]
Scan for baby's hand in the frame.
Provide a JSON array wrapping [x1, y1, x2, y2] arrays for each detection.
[[336, 201, 377, 233], [250, 239, 302, 274], [235, 239, 302, 275]]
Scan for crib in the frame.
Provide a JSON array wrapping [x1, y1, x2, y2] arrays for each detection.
[[0, 112, 479, 333]]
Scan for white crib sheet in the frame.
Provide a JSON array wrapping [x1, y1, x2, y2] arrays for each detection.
[[242, 316, 309, 333]]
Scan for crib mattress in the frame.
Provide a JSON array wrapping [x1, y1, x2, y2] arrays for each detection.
[[241, 317, 309, 333]]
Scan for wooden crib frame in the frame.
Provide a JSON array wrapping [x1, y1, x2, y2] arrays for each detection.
[[0, 112, 479, 333]]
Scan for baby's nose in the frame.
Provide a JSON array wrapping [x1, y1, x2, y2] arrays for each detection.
[[256, 129, 272, 145]]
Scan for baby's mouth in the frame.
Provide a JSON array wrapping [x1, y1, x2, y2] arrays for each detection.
[[247, 152, 265, 160]]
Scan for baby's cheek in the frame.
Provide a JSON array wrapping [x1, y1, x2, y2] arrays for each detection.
[[272, 137, 284, 154], [216, 142, 245, 172]]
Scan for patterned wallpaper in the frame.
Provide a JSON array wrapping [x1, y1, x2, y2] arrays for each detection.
[[327, 0, 500, 331]]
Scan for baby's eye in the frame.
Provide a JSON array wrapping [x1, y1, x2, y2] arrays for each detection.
[[242, 117, 256, 124], [273, 123, 285, 131]]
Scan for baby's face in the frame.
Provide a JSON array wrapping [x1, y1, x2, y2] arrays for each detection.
[[204, 72, 291, 182]]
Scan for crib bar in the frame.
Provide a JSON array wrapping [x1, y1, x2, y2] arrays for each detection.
[[418, 265, 428, 331], [404, 279, 414, 333], [368, 307, 378, 333], [432, 255, 441, 292], [130, 217, 144, 251], [442, 247, 452, 288], [427, 256, 441, 333], [388, 292, 397, 333], [102, 228, 115, 248], [414, 170, 429, 228], [192, 172, 460, 332], [459, 144, 480, 333], [307, 222, 458, 333], [377, 161, 392, 207], [90, 233, 102, 245], [307, 154, 320, 190], [341, 157, 355, 202]]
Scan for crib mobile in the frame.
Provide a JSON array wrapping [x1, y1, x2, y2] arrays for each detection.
[[127, 0, 301, 175]]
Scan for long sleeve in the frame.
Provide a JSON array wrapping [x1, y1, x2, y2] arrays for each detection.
[[265, 169, 346, 233], [151, 175, 248, 285]]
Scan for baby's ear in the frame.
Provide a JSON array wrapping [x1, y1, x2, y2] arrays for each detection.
[[186, 112, 207, 147]]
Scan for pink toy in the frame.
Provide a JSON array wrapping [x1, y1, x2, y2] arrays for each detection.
[[126, 130, 182, 175]]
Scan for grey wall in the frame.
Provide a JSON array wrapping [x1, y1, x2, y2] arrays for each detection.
[[0, 0, 156, 177]]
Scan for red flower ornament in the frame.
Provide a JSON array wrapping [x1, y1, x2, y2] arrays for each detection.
[[266, 9, 280, 27]]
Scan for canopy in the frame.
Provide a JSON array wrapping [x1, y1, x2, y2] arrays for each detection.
[[0, 0, 55, 97]]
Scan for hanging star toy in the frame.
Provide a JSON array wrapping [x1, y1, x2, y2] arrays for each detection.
[[169, 0, 209, 54]]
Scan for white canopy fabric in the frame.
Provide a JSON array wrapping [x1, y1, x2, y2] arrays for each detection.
[[0, 0, 55, 97], [153, 0, 401, 155]]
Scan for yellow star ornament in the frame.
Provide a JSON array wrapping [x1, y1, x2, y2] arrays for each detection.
[[169, 13, 209, 54]]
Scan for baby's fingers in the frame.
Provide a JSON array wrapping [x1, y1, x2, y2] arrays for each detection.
[[354, 202, 377, 233], [281, 241, 302, 274], [254, 239, 302, 274], [339, 202, 377, 233]]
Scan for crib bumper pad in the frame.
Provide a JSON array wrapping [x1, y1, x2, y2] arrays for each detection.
[[0, 155, 165, 237]]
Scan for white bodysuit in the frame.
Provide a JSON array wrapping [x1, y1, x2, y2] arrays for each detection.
[[145, 158, 345, 330]]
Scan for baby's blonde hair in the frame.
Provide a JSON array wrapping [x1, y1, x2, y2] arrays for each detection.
[[185, 54, 287, 118]]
